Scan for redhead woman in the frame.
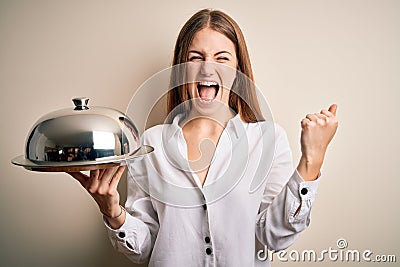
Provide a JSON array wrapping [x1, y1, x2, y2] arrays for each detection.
[[69, 9, 338, 267]]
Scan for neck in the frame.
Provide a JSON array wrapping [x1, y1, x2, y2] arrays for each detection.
[[183, 108, 235, 132]]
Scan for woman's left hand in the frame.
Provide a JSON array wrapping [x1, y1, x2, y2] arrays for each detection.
[[297, 104, 339, 181]]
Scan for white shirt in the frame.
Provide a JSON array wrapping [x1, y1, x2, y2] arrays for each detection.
[[105, 114, 319, 267]]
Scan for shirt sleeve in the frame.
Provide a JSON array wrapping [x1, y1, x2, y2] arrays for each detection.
[[255, 124, 320, 251], [103, 157, 159, 264]]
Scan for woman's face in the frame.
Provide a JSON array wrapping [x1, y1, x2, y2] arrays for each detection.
[[186, 28, 238, 116]]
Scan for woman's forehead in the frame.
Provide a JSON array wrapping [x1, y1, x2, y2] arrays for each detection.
[[189, 28, 235, 54]]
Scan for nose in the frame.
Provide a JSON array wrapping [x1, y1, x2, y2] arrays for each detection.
[[200, 61, 216, 76]]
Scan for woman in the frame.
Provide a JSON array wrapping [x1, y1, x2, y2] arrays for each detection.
[[69, 9, 338, 266]]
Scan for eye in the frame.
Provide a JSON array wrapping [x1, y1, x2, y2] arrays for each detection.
[[189, 56, 203, 62], [217, 57, 229, 63]]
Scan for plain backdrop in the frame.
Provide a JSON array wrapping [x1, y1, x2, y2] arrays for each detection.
[[0, 0, 399, 266]]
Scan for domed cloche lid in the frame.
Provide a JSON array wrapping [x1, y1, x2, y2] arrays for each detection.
[[11, 97, 153, 172]]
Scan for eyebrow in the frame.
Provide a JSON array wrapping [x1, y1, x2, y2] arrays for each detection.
[[188, 50, 233, 56]]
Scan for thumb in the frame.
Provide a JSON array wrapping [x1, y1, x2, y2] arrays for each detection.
[[328, 104, 338, 116]]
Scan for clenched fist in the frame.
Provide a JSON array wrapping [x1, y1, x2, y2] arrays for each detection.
[[297, 104, 338, 181]]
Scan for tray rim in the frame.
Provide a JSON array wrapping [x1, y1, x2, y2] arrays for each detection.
[[11, 145, 153, 172]]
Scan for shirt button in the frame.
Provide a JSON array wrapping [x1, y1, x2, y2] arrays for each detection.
[[301, 188, 308, 195], [118, 231, 126, 238], [203, 204, 207, 210], [205, 236, 211, 243], [206, 247, 212, 255]]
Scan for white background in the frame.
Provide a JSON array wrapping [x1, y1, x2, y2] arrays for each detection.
[[0, 0, 399, 266]]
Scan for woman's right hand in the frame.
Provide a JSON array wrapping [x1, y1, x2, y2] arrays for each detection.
[[67, 166, 126, 229]]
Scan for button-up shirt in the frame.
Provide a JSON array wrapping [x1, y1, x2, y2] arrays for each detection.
[[105, 114, 319, 267]]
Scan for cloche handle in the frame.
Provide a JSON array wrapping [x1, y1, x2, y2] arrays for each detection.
[[72, 97, 89, 110]]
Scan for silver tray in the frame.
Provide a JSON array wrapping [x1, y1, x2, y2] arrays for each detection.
[[12, 145, 153, 172]]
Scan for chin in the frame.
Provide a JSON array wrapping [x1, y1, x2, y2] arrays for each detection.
[[190, 98, 229, 117]]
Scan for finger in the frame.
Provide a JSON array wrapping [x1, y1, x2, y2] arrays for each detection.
[[328, 104, 337, 116], [301, 118, 307, 127], [109, 166, 126, 190], [95, 167, 119, 195], [86, 169, 108, 193], [314, 113, 331, 126], [99, 166, 119, 185], [315, 113, 329, 121], [90, 169, 100, 180], [314, 113, 327, 119], [306, 113, 319, 122], [88, 169, 100, 189], [67, 172, 88, 186], [320, 109, 334, 118], [97, 168, 106, 180]]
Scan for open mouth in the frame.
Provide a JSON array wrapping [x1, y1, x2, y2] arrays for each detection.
[[197, 81, 220, 103]]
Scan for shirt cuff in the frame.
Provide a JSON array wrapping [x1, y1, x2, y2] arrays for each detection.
[[288, 169, 320, 201], [103, 212, 142, 253], [103, 212, 132, 238]]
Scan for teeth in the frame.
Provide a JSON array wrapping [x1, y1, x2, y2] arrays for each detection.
[[198, 81, 218, 86]]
